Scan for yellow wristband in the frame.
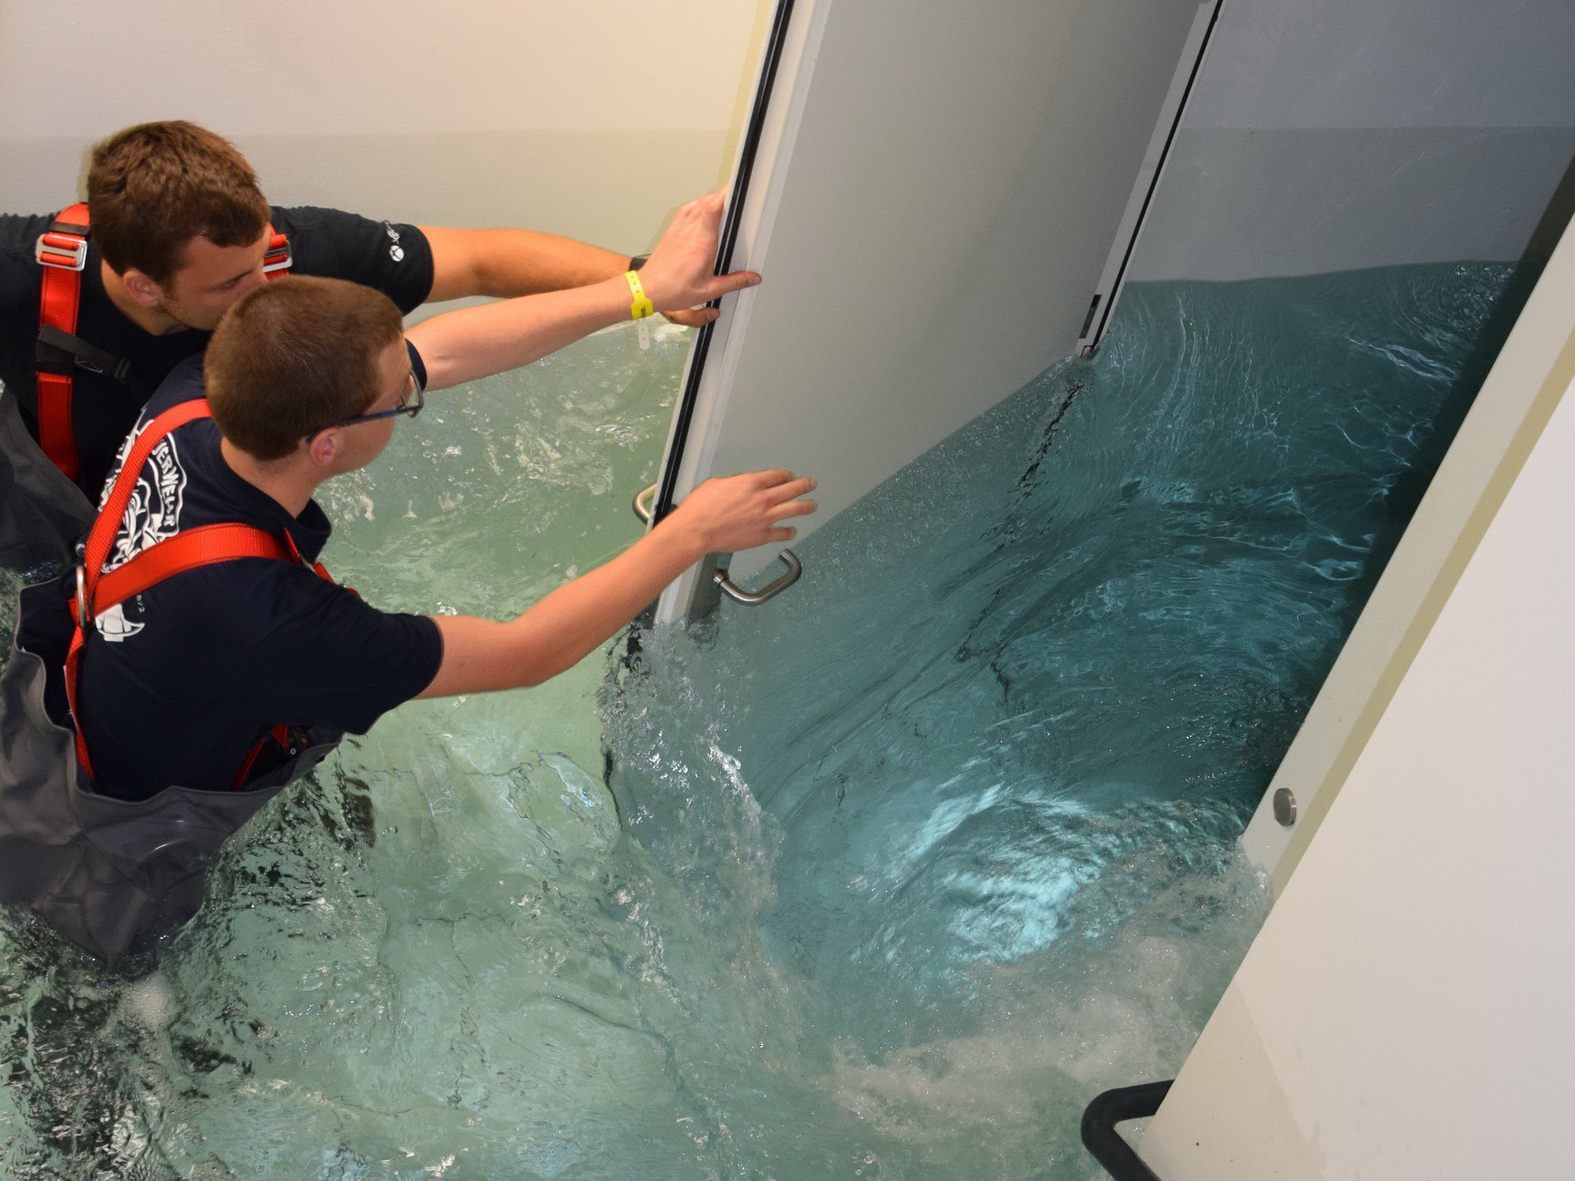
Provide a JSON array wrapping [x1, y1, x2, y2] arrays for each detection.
[[625, 270, 655, 320]]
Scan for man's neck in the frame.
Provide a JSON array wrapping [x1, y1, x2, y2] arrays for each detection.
[[219, 438, 318, 519], [99, 261, 188, 335]]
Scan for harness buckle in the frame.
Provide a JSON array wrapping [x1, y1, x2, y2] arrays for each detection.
[[36, 231, 88, 272], [75, 564, 91, 629], [262, 234, 292, 276]]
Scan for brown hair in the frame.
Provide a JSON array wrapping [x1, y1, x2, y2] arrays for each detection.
[[87, 121, 271, 284], [206, 277, 405, 460]]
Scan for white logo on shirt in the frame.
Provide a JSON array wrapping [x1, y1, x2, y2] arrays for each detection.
[[385, 223, 404, 263], [103, 433, 188, 574], [95, 429, 189, 641], [95, 603, 145, 643]]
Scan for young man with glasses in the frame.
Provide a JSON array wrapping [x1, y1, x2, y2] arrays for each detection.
[[0, 193, 815, 965]]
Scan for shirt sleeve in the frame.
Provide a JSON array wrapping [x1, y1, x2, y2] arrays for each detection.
[[272, 206, 435, 314], [406, 338, 428, 391], [218, 568, 444, 734]]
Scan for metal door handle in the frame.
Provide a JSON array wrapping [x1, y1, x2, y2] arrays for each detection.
[[714, 549, 801, 605], [633, 483, 657, 525], [632, 483, 802, 607]]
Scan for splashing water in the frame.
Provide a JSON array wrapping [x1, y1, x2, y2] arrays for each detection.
[[0, 264, 1516, 1178]]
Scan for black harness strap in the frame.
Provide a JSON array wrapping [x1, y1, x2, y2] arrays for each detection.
[[35, 323, 144, 389]]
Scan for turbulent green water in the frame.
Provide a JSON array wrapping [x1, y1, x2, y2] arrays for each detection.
[[0, 263, 1518, 1178]]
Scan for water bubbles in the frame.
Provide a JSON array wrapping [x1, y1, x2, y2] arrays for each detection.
[[1, 264, 1512, 1178]]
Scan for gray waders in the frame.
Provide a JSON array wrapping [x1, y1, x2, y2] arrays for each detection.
[[0, 384, 93, 573], [0, 579, 341, 967]]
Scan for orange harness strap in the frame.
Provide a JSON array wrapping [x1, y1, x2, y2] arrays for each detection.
[[66, 398, 327, 789], [36, 203, 91, 483], [92, 523, 294, 615], [34, 206, 292, 485]]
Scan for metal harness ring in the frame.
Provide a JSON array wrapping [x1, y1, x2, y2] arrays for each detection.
[[75, 564, 90, 628]]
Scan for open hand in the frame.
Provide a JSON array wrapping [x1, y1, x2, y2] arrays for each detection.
[[665, 469, 817, 555], [639, 193, 761, 325]]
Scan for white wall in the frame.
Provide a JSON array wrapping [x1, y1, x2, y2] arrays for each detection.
[[1129, 0, 1575, 279], [0, 1, 763, 253], [1140, 219, 1575, 1180]]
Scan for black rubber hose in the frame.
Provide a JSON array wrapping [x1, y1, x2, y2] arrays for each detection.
[[1081, 1079, 1173, 1180]]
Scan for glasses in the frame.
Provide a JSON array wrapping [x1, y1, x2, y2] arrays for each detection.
[[307, 370, 424, 441]]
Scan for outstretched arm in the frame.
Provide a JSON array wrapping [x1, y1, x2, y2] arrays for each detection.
[[419, 226, 629, 301], [407, 193, 754, 392], [418, 469, 817, 698], [419, 224, 714, 328]]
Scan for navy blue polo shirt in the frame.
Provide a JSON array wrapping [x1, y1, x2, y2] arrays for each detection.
[[73, 353, 443, 800]]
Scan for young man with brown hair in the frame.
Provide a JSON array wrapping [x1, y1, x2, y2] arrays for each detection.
[[0, 192, 814, 966], [0, 120, 696, 563]]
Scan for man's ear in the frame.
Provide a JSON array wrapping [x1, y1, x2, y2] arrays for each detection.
[[305, 429, 340, 468], [119, 268, 166, 309]]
